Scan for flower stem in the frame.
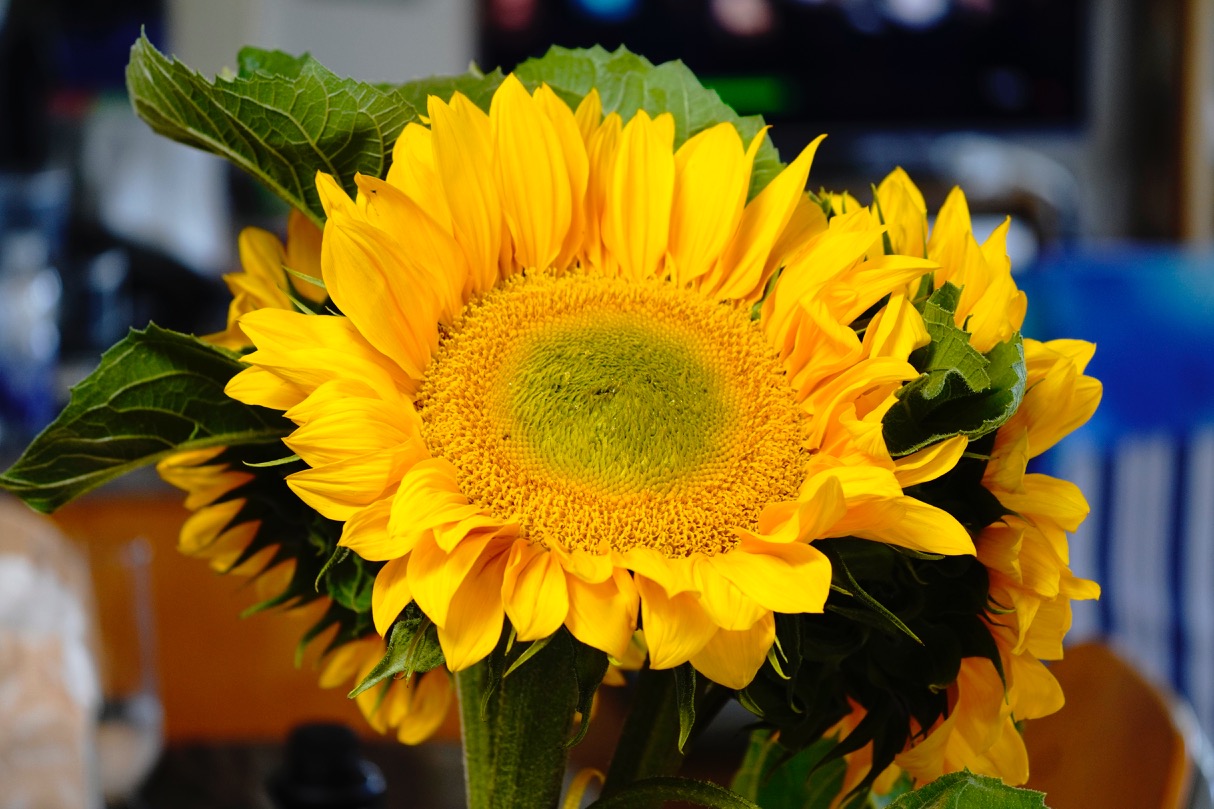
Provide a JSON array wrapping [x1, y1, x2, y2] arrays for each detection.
[[600, 667, 687, 799], [455, 636, 579, 809]]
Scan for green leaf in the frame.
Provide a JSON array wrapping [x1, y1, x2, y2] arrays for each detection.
[[395, 66, 507, 113], [0, 325, 287, 513], [887, 771, 1049, 809], [348, 604, 444, 698], [514, 45, 784, 197], [126, 34, 421, 226], [731, 731, 847, 809], [883, 284, 1027, 456], [587, 777, 761, 809]]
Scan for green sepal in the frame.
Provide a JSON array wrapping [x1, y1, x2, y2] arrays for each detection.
[[320, 548, 376, 613], [730, 730, 847, 809], [883, 283, 1027, 456], [567, 637, 609, 748], [348, 604, 444, 698], [314, 546, 350, 592], [503, 633, 556, 678], [514, 45, 783, 197], [673, 662, 697, 753], [587, 776, 761, 809], [888, 771, 1049, 809], [126, 35, 422, 226], [0, 324, 288, 513]]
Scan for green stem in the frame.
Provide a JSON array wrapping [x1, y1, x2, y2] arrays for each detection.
[[455, 636, 580, 809], [601, 667, 687, 799]]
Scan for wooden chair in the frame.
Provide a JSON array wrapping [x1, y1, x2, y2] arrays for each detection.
[[1024, 642, 1195, 809]]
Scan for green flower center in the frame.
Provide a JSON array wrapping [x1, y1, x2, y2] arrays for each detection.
[[417, 271, 808, 557]]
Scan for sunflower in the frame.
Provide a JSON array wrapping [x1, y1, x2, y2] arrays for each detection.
[[158, 216, 454, 744], [823, 170, 1102, 787], [226, 75, 978, 690]]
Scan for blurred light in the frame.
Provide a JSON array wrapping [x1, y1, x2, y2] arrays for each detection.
[[491, 0, 538, 31], [883, 0, 950, 29], [571, 0, 640, 24], [710, 0, 775, 37]]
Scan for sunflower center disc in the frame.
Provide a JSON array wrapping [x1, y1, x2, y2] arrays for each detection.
[[417, 273, 808, 556]]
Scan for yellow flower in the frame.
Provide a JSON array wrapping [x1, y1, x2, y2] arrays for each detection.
[[226, 76, 977, 689], [867, 175, 1102, 784]]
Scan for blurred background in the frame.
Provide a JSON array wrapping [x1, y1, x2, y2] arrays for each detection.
[[1, 0, 1213, 806]]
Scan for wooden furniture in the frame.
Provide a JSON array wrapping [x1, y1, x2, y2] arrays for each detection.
[[1024, 642, 1194, 809], [47, 487, 464, 743]]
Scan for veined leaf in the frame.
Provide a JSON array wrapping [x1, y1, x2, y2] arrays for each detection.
[[884, 283, 1027, 456], [514, 45, 784, 196], [0, 325, 288, 513], [887, 771, 1049, 809], [126, 34, 421, 226], [394, 66, 507, 112]]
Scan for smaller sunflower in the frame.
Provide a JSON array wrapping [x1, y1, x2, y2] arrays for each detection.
[[158, 217, 454, 746]]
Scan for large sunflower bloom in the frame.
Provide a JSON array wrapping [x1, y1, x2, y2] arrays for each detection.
[[227, 75, 976, 689]]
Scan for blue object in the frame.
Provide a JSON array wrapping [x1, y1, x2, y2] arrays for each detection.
[[1021, 244, 1214, 737]]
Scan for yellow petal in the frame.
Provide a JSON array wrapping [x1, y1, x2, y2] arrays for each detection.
[[694, 558, 768, 630], [581, 112, 622, 273], [533, 83, 589, 270], [353, 174, 467, 323], [284, 208, 326, 303], [862, 293, 929, 361], [287, 440, 428, 521], [386, 122, 453, 233], [437, 548, 509, 670], [224, 365, 309, 411], [688, 613, 775, 689], [700, 135, 824, 302], [178, 498, 245, 555], [391, 669, 454, 745], [574, 89, 602, 143], [322, 210, 442, 378], [635, 574, 717, 669], [874, 167, 928, 258], [501, 540, 570, 641], [492, 75, 572, 271], [340, 497, 402, 563], [668, 123, 749, 286], [710, 538, 832, 614], [998, 474, 1089, 533], [894, 436, 968, 488], [235, 308, 411, 402], [284, 397, 417, 467], [429, 92, 503, 295], [829, 493, 976, 556], [407, 532, 499, 629], [371, 555, 413, 636], [564, 568, 638, 660], [602, 110, 675, 280]]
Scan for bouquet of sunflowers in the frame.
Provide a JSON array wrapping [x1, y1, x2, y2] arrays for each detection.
[[0, 39, 1101, 809]]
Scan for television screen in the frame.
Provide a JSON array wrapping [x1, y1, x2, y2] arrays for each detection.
[[479, 0, 1087, 134]]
